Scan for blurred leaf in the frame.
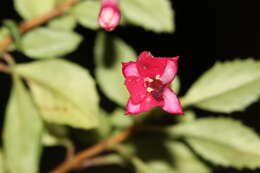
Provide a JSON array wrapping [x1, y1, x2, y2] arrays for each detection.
[[0, 27, 14, 51], [170, 76, 180, 94], [110, 108, 133, 130], [96, 109, 112, 139], [0, 149, 5, 173], [72, 0, 100, 30], [131, 157, 156, 173], [100, 154, 125, 165], [4, 20, 23, 51], [55, 0, 67, 5], [176, 110, 196, 123], [48, 14, 77, 31], [121, 0, 174, 33], [0, 27, 9, 42], [182, 59, 260, 113], [42, 123, 70, 146], [22, 27, 82, 59], [168, 117, 260, 169], [94, 32, 136, 105], [14, 0, 55, 19], [165, 141, 210, 173], [81, 154, 125, 168], [15, 59, 99, 129], [131, 156, 177, 173], [3, 76, 43, 173], [147, 160, 177, 173]]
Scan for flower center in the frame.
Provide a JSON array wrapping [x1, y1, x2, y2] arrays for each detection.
[[145, 75, 165, 101]]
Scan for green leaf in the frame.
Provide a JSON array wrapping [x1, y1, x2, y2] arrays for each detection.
[[182, 59, 260, 113], [168, 117, 260, 169], [131, 156, 177, 173], [147, 160, 177, 173], [48, 14, 77, 31], [176, 110, 196, 123], [95, 109, 112, 139], [170, 76, 180, 94], [165, 141, 209, 173], [14, 59, 99, 129], [14, 0, 55, 19], [121, 0, 174, 33], [131, 157, 156, 173], [72, 0, 100, 30], [0, 27, 9, 42], [94, 32, 136, 106], [110, 108, 133, 130], [22, 27, 82, 59], [42, 123, 70, 146], [55, 0, 67, 5], [0, 149, 5, 173], [3, 76, 43, 173]]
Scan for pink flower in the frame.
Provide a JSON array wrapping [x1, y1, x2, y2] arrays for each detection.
[[122, 51, 183, 115], [98, 0, 121, 32]]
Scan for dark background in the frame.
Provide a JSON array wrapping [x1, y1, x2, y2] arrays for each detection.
[[1, 0, 260, 172]]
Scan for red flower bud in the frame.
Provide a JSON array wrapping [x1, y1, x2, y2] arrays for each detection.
[[98, 0, 121, 32]]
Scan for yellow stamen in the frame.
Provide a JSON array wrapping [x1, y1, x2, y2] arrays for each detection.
[[147, 87, 154, 93], [144, 77, 153, 83], [155, 75, 160, 80]]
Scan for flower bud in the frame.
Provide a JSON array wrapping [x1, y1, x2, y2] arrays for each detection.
[[98, 0, 121, 31]]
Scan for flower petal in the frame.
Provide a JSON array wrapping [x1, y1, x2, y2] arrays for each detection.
[[160, 57, 179, 84], [122, 62, 139, 77], [98, 0, 121, 31], [126, 95, 162, 115], [140, 94, 163, 112], [161, 88, 183, 114], [125, 77, 147, 104], [137, 51, 167, 78], [126, 98, 141, 114]]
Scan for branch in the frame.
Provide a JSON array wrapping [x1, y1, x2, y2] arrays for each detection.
[[51, 127, 135, 173], [0, 63, 9, 73], [0, 0, 80, 52]]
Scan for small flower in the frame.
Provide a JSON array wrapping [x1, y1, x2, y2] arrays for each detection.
[[122, 51, 183, 115], [98, 0, 121, 32]]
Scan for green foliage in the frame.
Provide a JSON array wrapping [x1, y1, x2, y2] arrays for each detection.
[[165, 141, 210, 173], [14, 59, 100, 129], [121, 0, 175, 33], [42, 123, 70, 146], [48, 14, 77, 31], [21, 27, 82, 59], [3, 76, 43, 173], [182, 59, 260, 113], [0, 150, 4, 173], [0, 27, 9, 42], [72, 0, 100, 30], [171, 76, 180, 94], [1, 0, 260, 172], [14, 0, 55, 19], [147, 160, 177, 173], [168, 117, 260, 169], [109, 109, 133, 130], [125, 131, 209, 173], [131, 157, 158, 173], [94, 32, 136, 105]]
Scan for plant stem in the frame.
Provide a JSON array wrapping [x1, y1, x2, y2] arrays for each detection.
[[0, 0, 80, 52], [0, 63, 9, 73], [51, 126, 135, 173]]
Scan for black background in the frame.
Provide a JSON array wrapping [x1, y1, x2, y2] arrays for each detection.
[[1, 0, 260, 172]]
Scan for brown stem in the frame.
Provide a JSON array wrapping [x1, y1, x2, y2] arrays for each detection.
[[0, 0, 80, 52], [1, 52, 15, 65], [0, 63, 9, 73], [51, 127, 134, 173]]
